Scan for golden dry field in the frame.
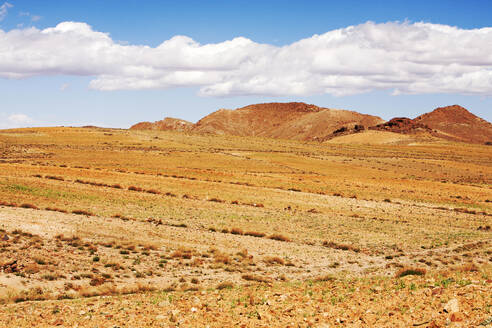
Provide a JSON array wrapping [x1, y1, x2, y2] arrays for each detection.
[[0, 127, 490, 327]]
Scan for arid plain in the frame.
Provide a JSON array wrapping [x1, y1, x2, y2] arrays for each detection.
[[0, 126, 490, 327]]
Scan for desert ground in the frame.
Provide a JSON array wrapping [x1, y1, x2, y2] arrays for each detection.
[[0, 127, 490, 327]]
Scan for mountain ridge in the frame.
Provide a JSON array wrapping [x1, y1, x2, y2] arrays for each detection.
[[130, 102, 491, 144]]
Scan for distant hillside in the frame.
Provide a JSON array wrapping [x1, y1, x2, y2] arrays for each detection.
[[131, 102, 384, 141], [130, 117, 193, 132], [369, 117, 436, 136], [413, 105, 492, 144]]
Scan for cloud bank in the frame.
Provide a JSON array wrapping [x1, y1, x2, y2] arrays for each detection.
[[0, 21, 491, 97]]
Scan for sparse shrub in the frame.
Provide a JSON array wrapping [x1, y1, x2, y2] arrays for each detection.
[[241, 274, 271, 283], [89, 277, 105, 286], [34, 257, 46, 265], [264, 256, 284, 265], [20, 203, 38, 210], [230, 228, 243, 235], [92, 256, 100, 262], [24, 263, 40, 274], [111, 184, 122, 189], [268, 234, 290, 242], [45, 207, 68, 213], [322, 241, 360, 252], [214, 253, 231, 265], [209, 197, 224, 203], [145, 189, 161, 195], [457, 262, 479, 272], [128, 186, 143, 192], [217, 281, 234, 290], [42, 274, 58, 281], [314, 274, 336, 282], [454, 208, 477, 215], [168, 222, 187, 228], [244, 231, 266, 238], [72, 209, 94, 216], [45, 175, 64, 181], [172, 249, 192, 259], [395, 267, 426, 278]]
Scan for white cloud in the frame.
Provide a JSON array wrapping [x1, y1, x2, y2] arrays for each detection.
[[0, 2, 12, 21], [0, 113, 34, 129], [0, 21, 492, 97], [30, 15, 41, 22], [60, 82, 69, 91]]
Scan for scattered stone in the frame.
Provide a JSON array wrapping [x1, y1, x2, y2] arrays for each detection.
[[479, 316, 492, 326], [450, 312, 463, 322], [443, 298, 459, 314], [158, 300, 170, 307]]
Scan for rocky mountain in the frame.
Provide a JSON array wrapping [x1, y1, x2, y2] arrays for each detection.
[[131, 102, 384, 141]]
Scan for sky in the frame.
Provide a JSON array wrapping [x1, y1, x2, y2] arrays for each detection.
[[0, 0, 492, 129]]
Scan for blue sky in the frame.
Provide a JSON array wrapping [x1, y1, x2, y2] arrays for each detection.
[[1, 0, 491, 128]]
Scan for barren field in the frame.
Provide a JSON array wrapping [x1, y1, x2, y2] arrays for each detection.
[[0, 127, 490, 327]]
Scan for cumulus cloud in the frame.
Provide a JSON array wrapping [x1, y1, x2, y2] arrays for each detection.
[[0, 21, 491, 97], [0, 2, 12, 21]]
